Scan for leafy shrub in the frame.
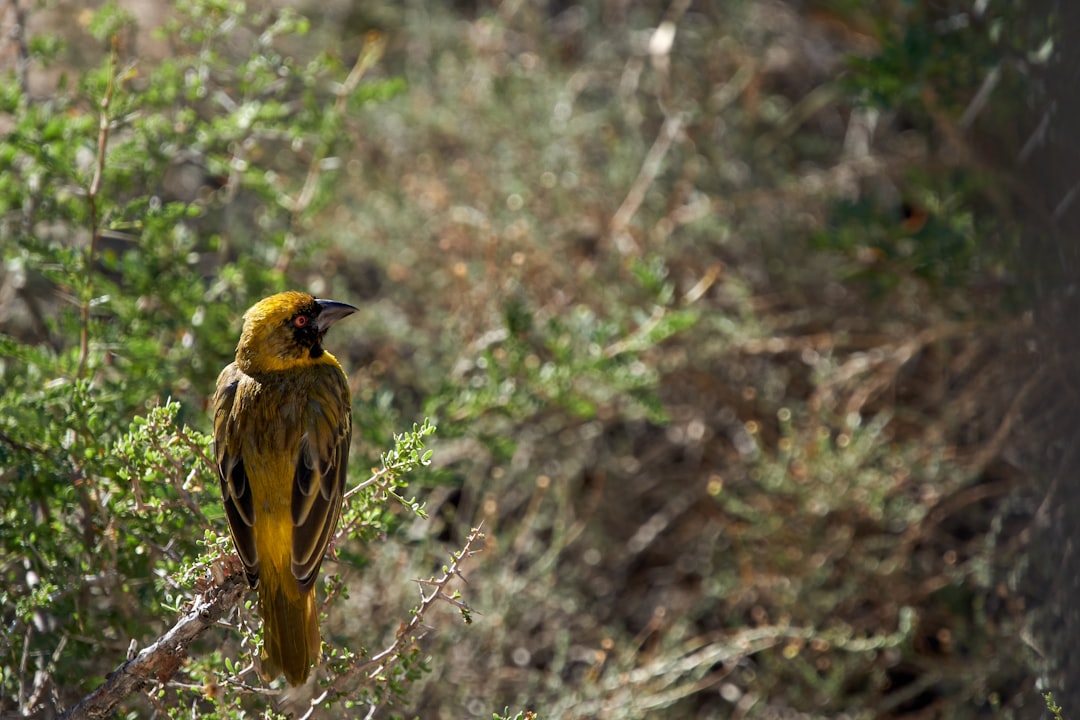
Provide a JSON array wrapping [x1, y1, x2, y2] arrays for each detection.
[[0, 2, 451, 717]]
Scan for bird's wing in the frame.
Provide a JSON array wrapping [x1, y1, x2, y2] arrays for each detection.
[[290, 363, 351, 591], [212, 363, 260, 587]]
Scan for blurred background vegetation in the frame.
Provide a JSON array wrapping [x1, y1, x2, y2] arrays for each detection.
[[0, 0, 1071, 717]]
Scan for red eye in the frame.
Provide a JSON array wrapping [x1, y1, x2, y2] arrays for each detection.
[[294, 315, 308, 328]]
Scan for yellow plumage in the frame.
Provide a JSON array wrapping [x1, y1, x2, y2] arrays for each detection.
[[212, 291, 356, 685]]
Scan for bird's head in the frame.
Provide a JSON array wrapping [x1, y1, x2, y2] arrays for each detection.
[[234, 291, 357, 375]]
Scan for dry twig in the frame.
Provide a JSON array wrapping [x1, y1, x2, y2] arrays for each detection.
[[608, 113, 684, 256], [302, 525, 486, 720]]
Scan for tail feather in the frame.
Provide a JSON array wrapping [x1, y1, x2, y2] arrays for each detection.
[[259, 585, 321, 686]]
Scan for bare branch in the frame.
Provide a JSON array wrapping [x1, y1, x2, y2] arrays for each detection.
[[59, 574, 247, 720]]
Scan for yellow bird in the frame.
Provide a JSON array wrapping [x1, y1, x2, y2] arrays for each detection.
[[212, 291, 357, 685]]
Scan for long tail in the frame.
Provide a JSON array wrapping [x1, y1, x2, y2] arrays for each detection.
[[258, 583, 321, 686]]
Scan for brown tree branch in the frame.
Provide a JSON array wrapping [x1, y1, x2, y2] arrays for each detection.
[[58, 574, 247, 720]]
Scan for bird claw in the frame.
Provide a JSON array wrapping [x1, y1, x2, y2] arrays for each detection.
[[200, 553, 246, 590]]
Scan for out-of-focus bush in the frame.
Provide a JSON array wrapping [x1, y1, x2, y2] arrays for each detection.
[[1, 0, 1052, 717]]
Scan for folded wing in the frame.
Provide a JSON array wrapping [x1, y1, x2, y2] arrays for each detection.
[[213, 364, 260, 588], [291, 364, 351, 590]]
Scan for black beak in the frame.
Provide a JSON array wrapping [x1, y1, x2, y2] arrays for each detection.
[[315, 298, 358, 331]]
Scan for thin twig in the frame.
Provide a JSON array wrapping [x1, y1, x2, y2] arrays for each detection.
[[17, 622, 31, 713], [175, 424, 216, 479], [146, 431, 212, 529], [331, 452, 428, 559], [603, 305, 667, 358], [362, 525, 483, 671], [274, 32, 386, 274], [958, 64, 1000, 129], [809, 323, 976, 416], [606, 0, 691, 256], [24, 633, 68, 714], [963, 365, 1044, 475], [6, 0, 30, 95], [343, 466, 391, 500], [77, 36, 118, 379], [608, 113, 684, 256], [302, 525, 485, 720]]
